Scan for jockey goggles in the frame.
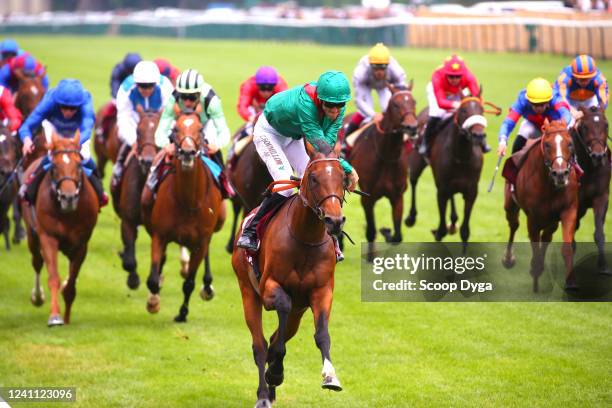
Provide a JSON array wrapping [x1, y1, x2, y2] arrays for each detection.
[[370, 63, 388, 70], [447, 74, 462, 80], [179, 93, 199, 102], [137, 82, 155, 90], [258, 84, 275, 92], [59, 104, 79, 111], [322, 101, 345, 109]]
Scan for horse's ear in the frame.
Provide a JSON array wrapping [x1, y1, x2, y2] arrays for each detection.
[[136, 104, 145, 117], [478, 84, 483, 98], [541, 118, 550, 132], [73, 129, 80, 146], [13, 68, 25, 81], [304, 140, 317, 159], [407, 79, 413, 91], [173, 102, 181, 118]]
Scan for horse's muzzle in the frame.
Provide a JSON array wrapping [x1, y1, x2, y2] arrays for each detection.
[[178, 150, 197, 170], [57, 191, 80, 213], [403, 125, 418, 139], [551, 168, 571, 188], [324, 215, 345, 236], [589, 149, 608, 166], [139, 157, 153, 174]]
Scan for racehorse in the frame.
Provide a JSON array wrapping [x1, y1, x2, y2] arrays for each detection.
[[21, 130, 99, 326], [0, 126, 19, 250], [112, 106, 159, 290], [232, 151, 346, 407], [406, 91, 497, 251], [344, 86, 418, 261], [93, 102, 120, 178], [225, 124, 272, 253], [572, 106, 610, 275], [141, 107, 224, 322], [13, 68, 47, 243], [502, 119, 579, 291]]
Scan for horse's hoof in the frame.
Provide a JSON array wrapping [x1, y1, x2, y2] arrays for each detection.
[[146, 294, 160, 314], [30, 287, 45, 307], [501, 255, 516, 269], [532, 280, 539, 293], [404, 215, 416, 227], [254, 398, 272, 408], [200, 285, 214, 301], [379, 228, 392, 242], [127, 273, 140, 290], [598, 267, 612, 276], [47, 315, 64, 327], [564, 281, 579, 291], [174, 314, 187, 323], [447, 224, 457, 235], [265, 369, 284, 387], [431, 229, 446, 242], [321, 375, 343, 392]]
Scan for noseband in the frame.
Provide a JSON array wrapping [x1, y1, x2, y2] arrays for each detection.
[[299, 158, 345, 221]]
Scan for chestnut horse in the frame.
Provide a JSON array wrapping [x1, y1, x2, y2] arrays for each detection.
[[502, 119, 578, 291], [0, 126, 19, 250], [93, 102, 120, 178], [225, 125, 272, 253], [344, 88, 418, 260], [572, 106, 611, 275], [21, 131, 99, 326], [406, 93, 496, 251], [112, 107, 160, 290], [141, 109, 224, 322], [232, 152, 347, 407]]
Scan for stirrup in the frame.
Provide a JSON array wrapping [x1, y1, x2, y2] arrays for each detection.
[[236, 231, 259, 251]]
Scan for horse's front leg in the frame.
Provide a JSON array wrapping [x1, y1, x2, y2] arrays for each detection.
[[12, 197, 25, 244], [459, 188, 477, 254], [362, 197, 377, 262], [311, 285, 342, 392], [174, 243, 205, 323], [405, 152, 426, 227], [503, 181, 520, 268], [262, 280, 291, 396], [62, 244, 87, 324], [200, 252, 214, 301], [432, 189, 449, 241], [39, 233, 62, 326], [593, 194, 610, 275], [225, 198, 241, 253], [120, 219, 140, 290], [527, 217, 544, 293], [560, 206, 578, 290], [448, 195, 458, 235], [380, 194, 403, 243], [146, 235, 167, 314]]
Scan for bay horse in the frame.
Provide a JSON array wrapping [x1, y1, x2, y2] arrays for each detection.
[[225, 124, 272, 253], [345, 87, 418, 260], [93, 102, 120, 178], [406, 92, 495, 251], [572, 106, 610, 275], [112, 106, 160, 290], [141, 107, 224, 322], [21, 130, 99, 326], [232, 152, 347, 407], [12, 68, 47, 244], [0, 126, 19, 250], [502, 119, 579, 291]]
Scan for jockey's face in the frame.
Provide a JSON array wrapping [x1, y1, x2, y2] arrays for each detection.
[[179, 93, 199, 110], [137, 83, 155, 98], [60, 105, 78, 119], [258, 84, 275, 99], [371, 64, 387, 81], [575, 78, 591, 88], [531, 102, 549, 114], [322, 101, 345, 121], [447, 74, 462, 86]]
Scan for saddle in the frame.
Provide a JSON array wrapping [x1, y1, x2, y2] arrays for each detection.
[[502, 138, 540, 186]]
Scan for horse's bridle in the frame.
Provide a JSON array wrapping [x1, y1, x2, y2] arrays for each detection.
[[574, 117, 609, 160], [377, 91, 417, 136], [50, 148, 83, 196], [298, 158, 346, 221], [540, 128, 574, 176]]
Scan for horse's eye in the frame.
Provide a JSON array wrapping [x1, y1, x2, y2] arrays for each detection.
[[309, 173, 318, 184], [544, 142, 550, 149]]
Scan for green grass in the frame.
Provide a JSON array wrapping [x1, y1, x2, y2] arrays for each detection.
[[0, 36, 611, 407]]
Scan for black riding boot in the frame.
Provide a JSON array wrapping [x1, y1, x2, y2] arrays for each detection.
[[111, 143, 131, 192], [511, 135, 527, 154], [236, 192, 286, 251], [418, 117, 441, 157], [23, 161, 46, 205], [87, 172, 108, 208]]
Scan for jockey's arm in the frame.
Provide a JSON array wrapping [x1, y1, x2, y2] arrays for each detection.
[[237, 80, 254, 122], [109, 64, 122, 99], [78, 95, 95, 145], [596, 75, 608, 109], [19, 91, 51, 143], [497, 108, 521, 156], [465, 71, 480, 98], [115, 86, 137, 146], [0, 89, 22, 131], [205, 96, 231, 151], [354, 82, 376, 119], [388, 57, 407, 88], [155, 95, 177, 149], [41, 73, 49, 91], [0, 65, 10, 88]]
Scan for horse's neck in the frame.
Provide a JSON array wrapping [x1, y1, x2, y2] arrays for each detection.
[[525, 146, 551, 188], [174, 158, 207, 210], [377, 116, 404, 159], [288, 196, 327, 245], [449, 124, 473, 159], [574, 129, 593, 171]]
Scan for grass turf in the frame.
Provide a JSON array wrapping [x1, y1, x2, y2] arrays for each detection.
[[0, 36, 611, 407]]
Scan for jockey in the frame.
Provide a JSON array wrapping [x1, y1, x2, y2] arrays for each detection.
[[0, 39, 25, 65], [419, 54, 490, 156], [0, 54, 49, 94], [0, 85, 22, 132], [18, 79, 107, 206], [111, 60, 174, 191], [497, 77, 572, 156], [237, 66, 288, 128], [152, 68, 232, 196], [154, 58, 180, 86], [553, 54, 608, 116], [345, 43, 407, 137], [236, 70, 359, 261], [110, 53, 142, 99]]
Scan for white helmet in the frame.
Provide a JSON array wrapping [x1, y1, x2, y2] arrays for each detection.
[[176, 69, 204, 94], [133, 61, 160, 84]]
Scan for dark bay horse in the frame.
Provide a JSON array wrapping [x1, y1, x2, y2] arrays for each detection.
[[112, 106, 160, 290], [21, 130, 99, 326], [141, 108, 225, 322], [0, 127, 19, 250], [232, 152, 347, 407], [13, 68, 47, 244], [572, 106, 611, 275], [502, 119, 579, 291], [93, 102, 120, 178], [407, 93, 496, 250], [346, 88, 418, 260], [225, 125, 272, 253]]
